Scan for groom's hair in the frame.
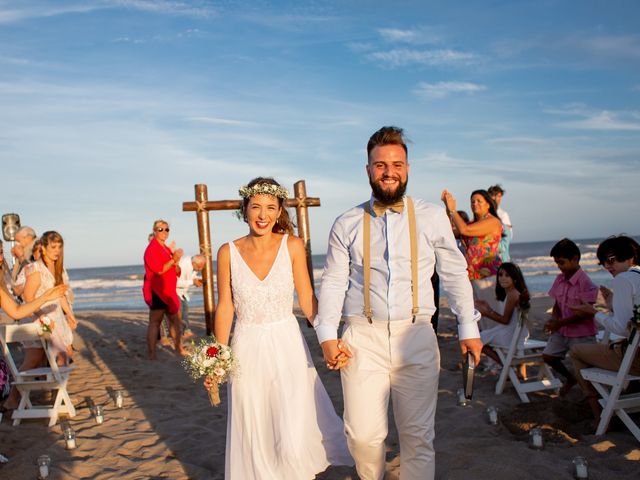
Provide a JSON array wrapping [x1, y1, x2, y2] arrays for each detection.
[[366, 126, 409, 160]]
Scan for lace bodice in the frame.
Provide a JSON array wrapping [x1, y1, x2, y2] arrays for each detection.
[[229, 235, 295, 326]]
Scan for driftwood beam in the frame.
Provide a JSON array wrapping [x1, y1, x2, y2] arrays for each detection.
[[183, 198, 320, 212]]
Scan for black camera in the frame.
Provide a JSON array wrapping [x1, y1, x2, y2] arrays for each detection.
[[462, 351, 475, 400]]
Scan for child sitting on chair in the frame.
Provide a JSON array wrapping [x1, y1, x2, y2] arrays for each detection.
[[544, 238, 598, 395], [569, 235, 640, 427], [475, 262, 530, 368]]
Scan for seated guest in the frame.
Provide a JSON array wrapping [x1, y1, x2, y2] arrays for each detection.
[[0, 274, 69, 411], [10, 226, 37, 299], [0, 241, 11, 294], [475, 262, 530, 369], [569, 235, 640, 427]]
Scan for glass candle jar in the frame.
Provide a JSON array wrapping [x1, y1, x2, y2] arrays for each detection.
[[573, 456, 588, 479], [94, 405, 104, 425], [529, 427, 543, 450], [37, 454, 51, 479], [486, 406, 499, 425]]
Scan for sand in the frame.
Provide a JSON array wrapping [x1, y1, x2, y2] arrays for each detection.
[[1, 296, 639, 479]]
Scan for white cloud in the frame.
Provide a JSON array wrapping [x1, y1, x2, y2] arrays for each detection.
[[186, 116, 260, 127], [346, 42, 374, 53], [0, 0, 216, 24], [413, 81, 486, 99], [558, 111, 640, 131], [574, 33, 640, 60], [0, 2, 101, 24], [488, 137, 553, 147], [366, 48, 478, 68], [377, 27, 441, 45]]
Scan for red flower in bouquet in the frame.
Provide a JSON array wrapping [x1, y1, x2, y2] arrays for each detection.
[[183, 337, 238, 407]]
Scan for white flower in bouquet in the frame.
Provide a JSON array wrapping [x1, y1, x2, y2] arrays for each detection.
[[183, 337, 238, 407]]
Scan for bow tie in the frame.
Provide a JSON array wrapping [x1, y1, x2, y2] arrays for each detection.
[[372, 199, 404, 217]]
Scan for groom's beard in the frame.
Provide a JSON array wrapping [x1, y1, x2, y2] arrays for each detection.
[[369, 176, 408, 204]]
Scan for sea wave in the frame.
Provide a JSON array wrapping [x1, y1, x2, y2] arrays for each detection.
[[70, 279, 143, 290]]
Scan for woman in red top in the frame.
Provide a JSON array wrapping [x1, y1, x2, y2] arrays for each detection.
[[143, 219, 186, 360]]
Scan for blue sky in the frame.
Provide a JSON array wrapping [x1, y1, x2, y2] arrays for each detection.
[[1, 0, 639, 268]]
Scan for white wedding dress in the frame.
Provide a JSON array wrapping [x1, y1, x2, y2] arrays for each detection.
[[225, 234, 353, 479]]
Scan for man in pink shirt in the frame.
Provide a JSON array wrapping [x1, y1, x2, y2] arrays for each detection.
[[543, 238, 598, 395]]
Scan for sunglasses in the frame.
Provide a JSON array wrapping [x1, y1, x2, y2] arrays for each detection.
[[155, 227, 170, 233], [599, 255, 617, 266]]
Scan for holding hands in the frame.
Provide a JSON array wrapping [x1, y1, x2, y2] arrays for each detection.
[[320, 339, 353, 370], [204, 375, 219, 390]]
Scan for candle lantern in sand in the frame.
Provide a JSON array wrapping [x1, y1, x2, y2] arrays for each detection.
[[63, 426, 77, 449], [573, 456, 588, 479], [529, 427, 543, 449], [114, 390, 124, 409], [486, 406, 499, 425], [456, 388, 469, 406], [37, 454, 51, 479], [94, 405, 104, 425]]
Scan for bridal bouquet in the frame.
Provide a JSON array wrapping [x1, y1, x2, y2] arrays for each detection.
[[183, 337, 237, 407], [36, 316, 55, 337]]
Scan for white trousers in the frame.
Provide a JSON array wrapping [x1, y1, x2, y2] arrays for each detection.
[[340, 316, 440, 480]]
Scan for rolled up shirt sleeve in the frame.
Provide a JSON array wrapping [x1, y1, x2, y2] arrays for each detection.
[[432, 208, 481, 340], [315, 219, 350, 344]]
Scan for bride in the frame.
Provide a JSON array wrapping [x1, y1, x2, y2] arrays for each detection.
[[207, 177, 353, 479]]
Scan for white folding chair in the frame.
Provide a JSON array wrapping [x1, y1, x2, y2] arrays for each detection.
[[581, 327, 640, 442], [0, 323, 76, 426], [494, 309, 562, 403]]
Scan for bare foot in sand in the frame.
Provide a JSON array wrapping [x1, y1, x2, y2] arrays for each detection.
[[176, 347, 190, 357]]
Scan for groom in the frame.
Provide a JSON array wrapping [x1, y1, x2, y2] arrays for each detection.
[[315, 126, 482, 480]]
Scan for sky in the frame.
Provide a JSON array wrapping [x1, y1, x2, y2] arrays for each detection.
[[1, 0, 639, 268]]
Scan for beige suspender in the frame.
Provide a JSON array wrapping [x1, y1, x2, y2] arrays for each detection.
[[407, 197, 419, 319], [362, 197, 419, 324]]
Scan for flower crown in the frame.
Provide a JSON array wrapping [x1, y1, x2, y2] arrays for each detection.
[[238, 183, 289, 200]]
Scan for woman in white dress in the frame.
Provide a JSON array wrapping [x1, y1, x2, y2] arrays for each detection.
[[208, 177, 353, 479], [22, 231, 76, 364], [2, 231, 75, 410], [475, 262, 530, 366]]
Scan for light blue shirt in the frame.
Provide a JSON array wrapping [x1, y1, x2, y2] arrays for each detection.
[[315, 196, 480, 343]]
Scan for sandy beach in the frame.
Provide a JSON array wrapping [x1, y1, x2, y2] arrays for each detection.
[[1, 296, 639, 479]]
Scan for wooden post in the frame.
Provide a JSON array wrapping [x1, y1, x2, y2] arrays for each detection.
[[293, 180, 315, 293], [183, 182, 321, 334], [194, 185, 215, 336]]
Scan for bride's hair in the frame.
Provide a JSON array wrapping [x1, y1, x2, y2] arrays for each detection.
[[240, 177, 295, 235]]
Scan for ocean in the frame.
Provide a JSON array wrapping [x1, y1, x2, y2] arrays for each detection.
[[66, 237, 633, 312]]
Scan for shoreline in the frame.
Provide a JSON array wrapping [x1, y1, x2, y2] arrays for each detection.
[[1, 296, 639, 479]]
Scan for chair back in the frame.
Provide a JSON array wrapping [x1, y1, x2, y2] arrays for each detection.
[[617, 326, 640, 383], [0, 324, 62, 382]]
